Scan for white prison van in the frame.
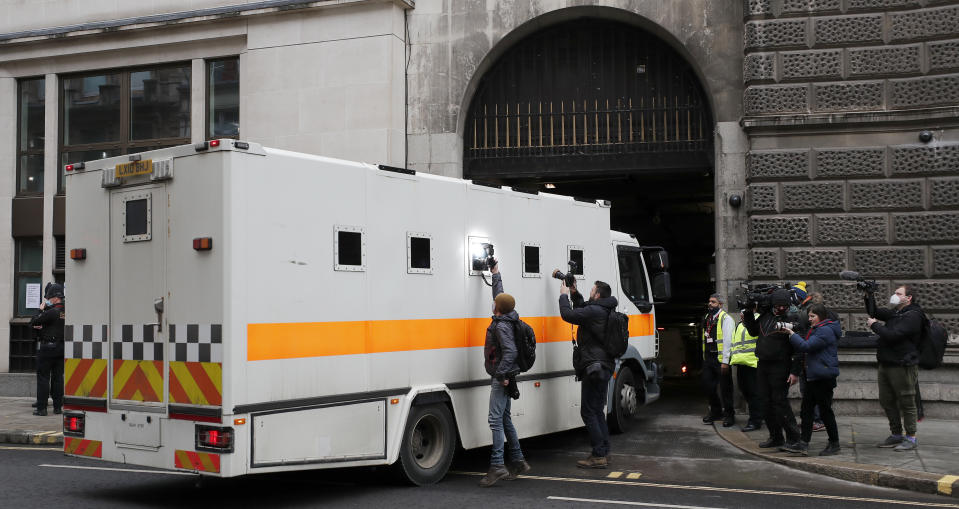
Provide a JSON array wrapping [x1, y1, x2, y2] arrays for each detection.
[[61, 141, 671, 484]]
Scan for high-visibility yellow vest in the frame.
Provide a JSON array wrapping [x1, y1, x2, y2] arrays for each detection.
[[730, 314, 759, 368], [702, 310, 728, 362]]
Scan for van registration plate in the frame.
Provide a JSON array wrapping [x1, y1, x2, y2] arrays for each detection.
[[115, 160, 153, 178]]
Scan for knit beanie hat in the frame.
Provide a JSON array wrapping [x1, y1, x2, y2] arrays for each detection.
[[494, 293, 516, 314], [792, 281, 808, 300]]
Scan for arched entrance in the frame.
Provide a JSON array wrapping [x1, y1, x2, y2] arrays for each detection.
[[463, 17, 715, 355]]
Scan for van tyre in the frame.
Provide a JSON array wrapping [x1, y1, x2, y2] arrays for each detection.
[[608, 366, 641, 434], [396, 403, 456, 486]]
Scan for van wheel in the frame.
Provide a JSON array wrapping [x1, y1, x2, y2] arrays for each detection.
[[396, 403, 455, 486], [608, 366, 641, 434]]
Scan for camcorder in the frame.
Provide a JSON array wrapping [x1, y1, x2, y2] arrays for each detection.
[[552, 260, 579, 288], [736, 282, 799, 314], [839, 270, 879, 294]]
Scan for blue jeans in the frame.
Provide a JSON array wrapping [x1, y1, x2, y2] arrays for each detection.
[[581, 366, 611, 457], [488, 379, 524, 466]]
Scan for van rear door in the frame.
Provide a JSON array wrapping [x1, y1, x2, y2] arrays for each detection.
[[109, 184, 168, 415]]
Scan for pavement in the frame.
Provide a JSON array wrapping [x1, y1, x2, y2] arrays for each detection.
[[716, 415, 959, 498], [2, 394, 958, 499]]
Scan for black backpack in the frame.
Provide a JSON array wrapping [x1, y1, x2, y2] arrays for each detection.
[[603, 309, 630, 358], [512, 319, 537, 372], [917, 314, 948, 370]]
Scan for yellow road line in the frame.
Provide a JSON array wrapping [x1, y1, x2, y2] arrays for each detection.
[[0, 446, 61, 451], [940, 475, 959, 496], [449, 471, 959, 508]]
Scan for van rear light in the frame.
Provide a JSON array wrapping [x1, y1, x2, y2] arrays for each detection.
[[196, 425, 234, 453], [209, 139, 221, 148], [65, 162, 84, 172], [63, 413, 85, 436], [193, 237, 213, 251], [70, 248, 87, 260]]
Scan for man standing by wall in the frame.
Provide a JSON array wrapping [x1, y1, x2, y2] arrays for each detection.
[[866, 284, 923, 451], [730, 311, 763, 432], [701, 294, 736, 427]]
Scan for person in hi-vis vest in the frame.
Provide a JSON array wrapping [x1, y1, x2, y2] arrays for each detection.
[[731, 312, 763, 432], [701, 293, 736, 427]]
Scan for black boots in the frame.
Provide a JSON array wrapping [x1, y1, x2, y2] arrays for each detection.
[[820, 441, 841, 456]]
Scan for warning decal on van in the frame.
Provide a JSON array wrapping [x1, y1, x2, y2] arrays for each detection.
[[169, 362, 222, 406], [64, 358, 108, 399], [112, 360, 164, 402], [174, 450, 220, 473], [64, 437, 102, 458]]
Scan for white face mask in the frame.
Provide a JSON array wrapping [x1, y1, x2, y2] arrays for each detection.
[[889, 294, 901, 306]]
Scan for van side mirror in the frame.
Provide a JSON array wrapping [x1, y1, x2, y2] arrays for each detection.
[[635, 300, 654, 313], [649, 250, 669, 272], [652, 272, 671, 303]]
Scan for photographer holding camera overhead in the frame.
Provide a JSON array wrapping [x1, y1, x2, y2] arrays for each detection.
[[864, 281, 923, 451], [741, 287, 802, 452], [556, 262, 618, 469]]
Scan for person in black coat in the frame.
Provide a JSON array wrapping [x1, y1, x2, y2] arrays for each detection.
[[559, 278, 617, 469], [742, 288, 802, 450], [32, 283, 65, 416], [865, 284, 923, 451]]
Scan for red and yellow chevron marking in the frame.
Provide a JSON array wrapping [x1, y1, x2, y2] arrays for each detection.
[[112, 360, 164, 402], [64, 437, 102, 458], [64, 358, 108, 398], [169, 362, 222, 406], [174, 450, 220, 473]]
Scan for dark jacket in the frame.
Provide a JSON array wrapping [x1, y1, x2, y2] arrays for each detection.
[[484, 273, 520, 380], [31, 302, 65, 355], [789, 319, 840, 381], [867, 296, 922, 366], [559, 290, 617, 370], [742, 308, 801, 375]]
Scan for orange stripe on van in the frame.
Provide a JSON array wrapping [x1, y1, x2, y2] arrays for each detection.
[[248, 314, 653, 361]]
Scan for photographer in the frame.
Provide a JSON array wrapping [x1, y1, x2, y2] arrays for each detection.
[[741, 288, 802, 451], [865, 284, 922, 451], [479, 262, 530, 487], [558, 277, 617, 469], [32, 283, 65, 416]]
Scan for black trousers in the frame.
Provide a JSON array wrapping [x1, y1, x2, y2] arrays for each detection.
[[735, 365, 763, 425], [800, 378, 838, 443], [756, 360, 799, 442], [701, 356, 734, 417], [580, 367, 611, 457], [36, 347, 64, 411]]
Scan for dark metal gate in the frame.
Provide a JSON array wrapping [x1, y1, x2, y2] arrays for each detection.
[[464, 18, 713, 180]]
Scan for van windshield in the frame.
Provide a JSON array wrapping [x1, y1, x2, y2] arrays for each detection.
[[617, 247, 650, 306]]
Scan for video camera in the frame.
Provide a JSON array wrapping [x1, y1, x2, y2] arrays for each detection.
[[839, 270, 879, 294], [735, 281, 801, 313], [552, 260, 579, 288]]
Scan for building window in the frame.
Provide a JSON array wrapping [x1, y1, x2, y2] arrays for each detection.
[[208, 57, 239, 139], [17, 78, 45, 195], [54, 236, 65, 286], [14, 239, 43, 317], [59, 63, 191, 193]]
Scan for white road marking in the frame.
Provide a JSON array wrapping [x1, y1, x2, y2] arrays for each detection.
[[0, 446, 61, 451], [549, 495, 721, 509], [449, 471, 959, 508], [39, 464, 194, 476]]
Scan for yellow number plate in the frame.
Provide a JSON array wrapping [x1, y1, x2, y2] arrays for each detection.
[[115, 160, 153, 178]]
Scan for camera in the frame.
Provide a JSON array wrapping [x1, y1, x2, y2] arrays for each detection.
[[552, 260, 579, 288], [774, 321, 795, 331], [472, 242, 496, 271], [735, 281, 801, 312], [839, 270, 879, 294]]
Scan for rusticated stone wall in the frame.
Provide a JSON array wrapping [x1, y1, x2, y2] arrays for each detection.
[[742, 0, 959, 343]]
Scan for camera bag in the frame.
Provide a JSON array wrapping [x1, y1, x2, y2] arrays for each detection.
[[918, 314, 948, 370], [512, 319, 537, 372], [603, 309, 630, 358]]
